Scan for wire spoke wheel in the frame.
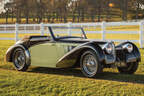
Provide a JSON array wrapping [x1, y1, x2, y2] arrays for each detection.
[[14, 49, 26, 69], [12, 48, 29, 71], [117, 62, 139, 74], [80, 50, 102, 78], [83, 54, 97, 75]]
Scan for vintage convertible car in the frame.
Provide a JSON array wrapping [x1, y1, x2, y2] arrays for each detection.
[[5, 27, 141, 77]]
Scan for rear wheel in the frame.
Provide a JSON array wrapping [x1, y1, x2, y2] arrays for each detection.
[[80, 50, 102, 78], [117, 62, 138, 74], [12, 48, 29, 71]]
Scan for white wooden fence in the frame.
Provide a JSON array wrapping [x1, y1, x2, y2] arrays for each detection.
[[0, 21, 144, 48]]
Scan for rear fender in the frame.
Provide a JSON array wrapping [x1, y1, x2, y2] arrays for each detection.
[[5, 44, 31, 66]]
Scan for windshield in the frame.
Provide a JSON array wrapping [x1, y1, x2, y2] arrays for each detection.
[[51, 27, 87, 39]]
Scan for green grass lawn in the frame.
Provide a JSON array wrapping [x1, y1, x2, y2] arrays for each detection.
[[0, 40, 144, 96]]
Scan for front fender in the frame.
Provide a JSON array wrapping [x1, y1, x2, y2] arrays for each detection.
[[116, 41, 141, 63], [56, 42, 105, 68]]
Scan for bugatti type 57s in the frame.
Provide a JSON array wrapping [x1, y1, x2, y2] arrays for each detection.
[[5, 27, 141, 77]]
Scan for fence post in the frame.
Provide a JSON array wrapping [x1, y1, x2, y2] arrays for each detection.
[[15, 23, 18, 42], [101, 21, 106, 41], [40, 23, 44, 35], [68, 22, 72, 36], [139, 21, 143, 48]]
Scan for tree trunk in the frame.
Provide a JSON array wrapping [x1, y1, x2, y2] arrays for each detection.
[[77, 9, 80, 22], [106, 1, 110, 22], [136, 2, 140, 20], [19, 11, 21, 23], [51, 12, 55, 23], [81, 9, 85, 22], [26, 10, 29, 24], [16, 9, 19, 23], [63, 8, 67, 23], [72, 10, 76, 22], [47, 13, 51, 22], [122, 0, 128, 21], [12, 8, 14, 22], [16, 9, 21, 23], [98, 6, 101, 22], [5, 11, 8, 24]]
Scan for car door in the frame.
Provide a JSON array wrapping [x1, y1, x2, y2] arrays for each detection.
[[30, 42, 58, 67], [55, 42, 79, 68]]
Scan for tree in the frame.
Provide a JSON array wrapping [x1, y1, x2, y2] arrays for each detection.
[[2, 0, 144, 24]]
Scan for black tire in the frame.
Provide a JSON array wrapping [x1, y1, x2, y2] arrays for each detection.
[[80, 50, 102, 78], [117, 62, 139, 74], [12, 48, 29, 71]]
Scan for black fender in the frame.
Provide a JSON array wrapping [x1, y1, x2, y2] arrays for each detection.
[[56, 41, 105, 68], [116, 41, 141, 63], [5, 44, 31, 66]]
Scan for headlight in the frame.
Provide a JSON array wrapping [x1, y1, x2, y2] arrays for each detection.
[[103, 43, 114, 54], [123, 43, 133, 53]]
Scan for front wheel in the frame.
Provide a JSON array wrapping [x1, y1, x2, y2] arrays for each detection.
[[117, 62, 139, 74], [80, 50, 102, 78], [12, 48, 30, 71]]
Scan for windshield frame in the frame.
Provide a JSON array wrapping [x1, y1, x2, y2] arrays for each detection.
[[48, 27, 87, 41]]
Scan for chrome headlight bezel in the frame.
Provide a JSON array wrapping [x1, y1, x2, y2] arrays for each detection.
[[122, 43, 133, 53], [103, 42, 114, 54]]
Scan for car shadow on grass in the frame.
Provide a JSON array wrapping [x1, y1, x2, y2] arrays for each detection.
[[29, 66, 144, 84], [0, 64, 144, 84]]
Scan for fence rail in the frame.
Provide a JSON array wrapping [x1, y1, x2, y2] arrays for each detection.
[[0, 21, 143, 48]]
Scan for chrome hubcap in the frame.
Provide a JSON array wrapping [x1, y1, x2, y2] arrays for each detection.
[[14, 50, 25, 68], [83, 54, 97, 75]]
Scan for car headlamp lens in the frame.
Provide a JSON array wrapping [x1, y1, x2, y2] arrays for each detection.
[[123, 43, 133, 53], [103, 43, 113, 54]]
